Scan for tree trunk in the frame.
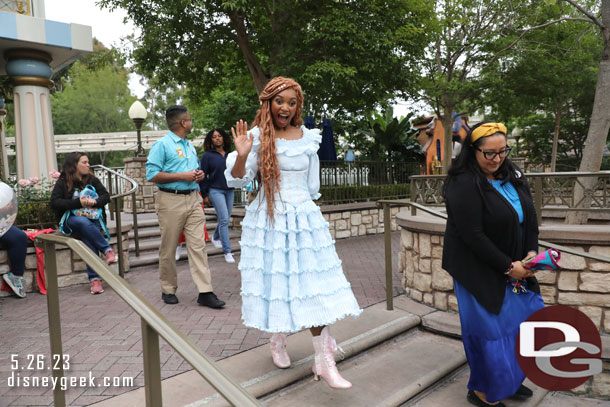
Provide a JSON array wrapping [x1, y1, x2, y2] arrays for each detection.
[[228, 11, 269, 95], [550, 108, 562, 172], [565, 32, 610, 224], [441, 105, 454, 174]]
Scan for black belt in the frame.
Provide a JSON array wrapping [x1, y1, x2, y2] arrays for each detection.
[[159, 188, 196, 195]]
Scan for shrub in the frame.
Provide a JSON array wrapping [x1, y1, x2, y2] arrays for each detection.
[[6, 171, 60, 229], [319, 184, 410, 204]]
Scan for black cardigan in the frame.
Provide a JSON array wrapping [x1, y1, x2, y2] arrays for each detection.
[[442, 172, 540, 314], [50, 176, 110, 224]]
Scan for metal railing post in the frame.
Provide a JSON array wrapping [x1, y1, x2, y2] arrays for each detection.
[[142, 319, 163, 407], [410, 178, 416, 216], [108, 172, 115, 221], [534, 177, 543, 225], [132, 191, 140, 257], [42, 240, 66, 407], [383, 202, 393, 311], [114, 197, 125, 278]]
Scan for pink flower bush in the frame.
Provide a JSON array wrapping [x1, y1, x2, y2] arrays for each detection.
[[11, 172, 59, 202]]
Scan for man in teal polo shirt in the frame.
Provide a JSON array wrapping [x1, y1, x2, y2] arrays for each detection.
[[146, 105, 225, 308]]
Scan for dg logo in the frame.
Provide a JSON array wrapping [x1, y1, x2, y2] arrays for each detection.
[[516, 305, 603, 390]]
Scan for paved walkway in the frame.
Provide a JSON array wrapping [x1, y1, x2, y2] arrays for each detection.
[[0, 232, 401, 407]]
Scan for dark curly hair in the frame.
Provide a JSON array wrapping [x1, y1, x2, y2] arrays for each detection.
[[203, 128, 232, 152]]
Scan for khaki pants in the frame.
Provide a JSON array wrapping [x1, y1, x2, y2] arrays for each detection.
[[156, 191, 213, 294]]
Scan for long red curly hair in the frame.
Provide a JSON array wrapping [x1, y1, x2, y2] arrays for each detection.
[[253, 77, 304, 220]]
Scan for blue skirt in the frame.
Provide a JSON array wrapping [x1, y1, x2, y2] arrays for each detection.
[[454, 279, 544, 402]]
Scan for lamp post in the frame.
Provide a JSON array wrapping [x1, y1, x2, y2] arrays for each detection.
[[511, 126, 523, 157], [128, 101, 148, 157]]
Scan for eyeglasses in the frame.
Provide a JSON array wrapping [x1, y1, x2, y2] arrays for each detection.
[[476, 147, 511, 160]]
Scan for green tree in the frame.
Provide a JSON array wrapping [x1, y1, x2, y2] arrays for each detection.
[[98, 0, 433, 125], [355, 107, 423, 162], [487, 11, 599, 170], [556, 0, 610, 224], [187, 84, 259, 135], [51, 62, 135, 135], [142, 80, 186, 131], [416, 0, 541, 173]]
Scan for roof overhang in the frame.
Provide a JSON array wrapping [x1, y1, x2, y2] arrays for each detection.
[[0, 10, 92, 75]]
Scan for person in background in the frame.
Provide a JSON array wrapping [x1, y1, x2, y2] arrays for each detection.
[[199, 128, 235, 263], [227, 77, 361, 389], [442, 121, 543, 407], [50, 152, 116, 295], [1, 225, 28, 298], [146, 105, 225, 309]]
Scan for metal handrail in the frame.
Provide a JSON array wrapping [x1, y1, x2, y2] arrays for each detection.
[[92, 165, 141, 276], [377, 198, 610, 311], [35, 233, 261, 407], [409, 171, 610, 225]]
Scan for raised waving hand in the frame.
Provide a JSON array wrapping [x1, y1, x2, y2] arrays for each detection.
[[231, 120, 252, 157]]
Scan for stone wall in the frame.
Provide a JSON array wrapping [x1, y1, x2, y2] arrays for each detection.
[[230, 202, 402, 239], [123, 157, 156, 213], [0, 225, 131, 297], [397, 211, 610, 399], [322, 203, 401, 239]]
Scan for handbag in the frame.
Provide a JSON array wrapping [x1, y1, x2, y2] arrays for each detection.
[[59, 184, 111, 241], [72, 185, 102, 220]]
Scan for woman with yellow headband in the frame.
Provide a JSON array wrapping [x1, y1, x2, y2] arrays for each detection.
[[442, 121, 544, 407]]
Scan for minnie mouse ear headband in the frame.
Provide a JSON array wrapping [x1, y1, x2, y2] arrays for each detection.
[[470, 122, 507, 144]]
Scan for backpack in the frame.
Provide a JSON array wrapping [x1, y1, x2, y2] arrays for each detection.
[[59, 185, 111, 241]]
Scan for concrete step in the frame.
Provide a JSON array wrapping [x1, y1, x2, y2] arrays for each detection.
[[128, 242, 242, 268], [262, 329, 465, 407], [402, 366, 548, 407], [536, 392, 610, 407], [90, 298, 423, 407], [128, 221, 220, 240], [128, 231, 241, 253]]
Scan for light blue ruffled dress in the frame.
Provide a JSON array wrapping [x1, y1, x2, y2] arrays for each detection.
[[225, 126, 362, 333]]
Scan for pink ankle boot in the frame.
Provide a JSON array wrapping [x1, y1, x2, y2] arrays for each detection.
[[270, 333, 291, 369], [311, 327, 352, 389]]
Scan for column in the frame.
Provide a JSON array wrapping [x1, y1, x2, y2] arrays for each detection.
[[0, 98, 8, 180], [5, 49, 57, 180]]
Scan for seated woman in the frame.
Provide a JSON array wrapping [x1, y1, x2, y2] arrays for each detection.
[[50, 152, 116, 295], [1, 225, 29, 298]]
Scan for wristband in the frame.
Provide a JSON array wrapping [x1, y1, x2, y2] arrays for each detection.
[[505, 262, 514, 275]]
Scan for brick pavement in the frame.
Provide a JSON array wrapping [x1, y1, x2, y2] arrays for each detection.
[[0, 232, 401, 407]]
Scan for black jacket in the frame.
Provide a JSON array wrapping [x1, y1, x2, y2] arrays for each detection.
[[442, 172, 540, 314], [50, 176, 110, 224]]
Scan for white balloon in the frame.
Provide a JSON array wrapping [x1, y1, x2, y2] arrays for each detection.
[[0, 182, 18, 237]]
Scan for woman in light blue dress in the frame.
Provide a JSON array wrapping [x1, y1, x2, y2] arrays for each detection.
[[225, 77, 361, 389]]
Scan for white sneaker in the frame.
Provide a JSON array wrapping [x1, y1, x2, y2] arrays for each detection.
[[175, 246, 182, 261], [224, 253, 235, 263], [211, 237, 223, 249]]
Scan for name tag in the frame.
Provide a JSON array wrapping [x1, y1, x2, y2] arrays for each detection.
[[176, 147, 185, 158]]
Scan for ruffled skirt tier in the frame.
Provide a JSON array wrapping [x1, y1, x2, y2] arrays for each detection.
[[239, 199, 362, 333]]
